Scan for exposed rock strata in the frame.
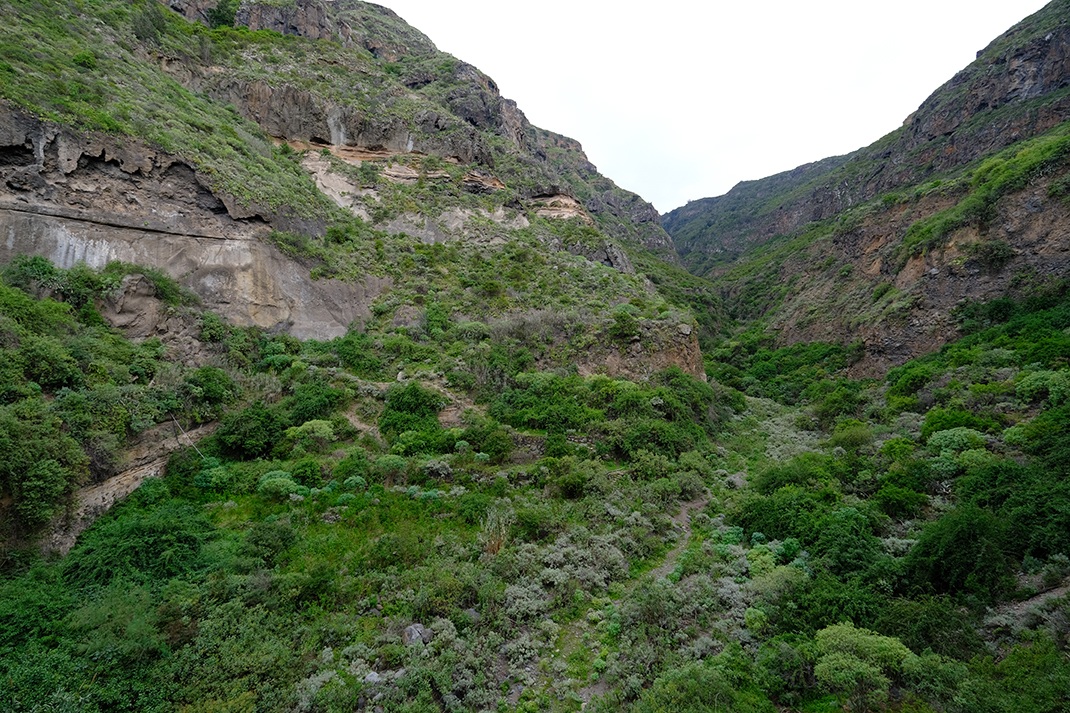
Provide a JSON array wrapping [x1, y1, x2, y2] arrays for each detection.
[[41, 422, 220, 556], [0, 104, 387, 339], [754, 182, 1070, 375]]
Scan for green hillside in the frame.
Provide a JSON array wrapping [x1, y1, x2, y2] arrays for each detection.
[[0, 1, 1068, 712]]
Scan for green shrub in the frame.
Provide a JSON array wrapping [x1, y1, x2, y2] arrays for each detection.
[[814, 623, 914, 711], [920, 407, 1000, 440], [873, 484, 927, 518], [2, 255, 61, 294], [926, 426, 987, 454], [513, 504, 560, 542], [198, 312, 229, 343], [289, 457, 323, 486], [732, 485, 841, 544], [373, 454, 408, 483], [812, 507, 882, 576], [335, 451, 369, 482], [609, 304, 640, 343], [1011, 404, 1070, 474], [21, 335, 82, 390], [193, 458, 233, 490], [62, 498, 211, 587], [257, 471, 301, 500], [548, 459, 590, 500], [12, 459, 69, 525], [616, 418, 702, 459], [206, 0, 237, 28], [287, 378, 346, 425], [285, 420, 337, 454], [954, 634, 1070, 712], [379, 382, 446, 441], [887, 362, 936, 397], [633, 659, 775, 712], [752, 453, 831, 495], [905, 504, 1012, 602], [181, 366, 238, 422], [966, 240, 1015, 273], [490, 372, 603, 434], [1017, 369, 1070, 405], [217, 402, 286, 459], [334, 330, 382, 377], [874, 597, 983, 660]]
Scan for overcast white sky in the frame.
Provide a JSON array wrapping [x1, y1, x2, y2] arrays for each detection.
[[380, 1, 1052, 213]]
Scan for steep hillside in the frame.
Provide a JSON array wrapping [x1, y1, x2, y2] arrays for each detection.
[[2, 3, 1070, 712], [0, 0, 707, 359], [664, 0, 1070, 373]]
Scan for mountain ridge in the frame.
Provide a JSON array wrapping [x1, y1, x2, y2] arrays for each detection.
[[663, 0, 1070, 373]]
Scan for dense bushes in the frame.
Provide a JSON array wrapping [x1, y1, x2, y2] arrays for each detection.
[[217, 402, 287, 459], [489, 367, 727, 462], [905, 504, 1013, 602], [707, 332, 863, 405], [2, 249, 1069, 711]]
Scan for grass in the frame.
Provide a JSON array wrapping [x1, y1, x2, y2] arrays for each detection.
[[900, 122, 1070, 258]]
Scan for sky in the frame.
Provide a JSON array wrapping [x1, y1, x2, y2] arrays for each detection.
[[379, 1, 1052, 213]]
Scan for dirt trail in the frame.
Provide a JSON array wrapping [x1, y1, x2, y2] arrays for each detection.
[[648, 496, 708, 581], [568, 495, 708, 708], [42, 421, 218, 555], [990, 577, 1070, 625]]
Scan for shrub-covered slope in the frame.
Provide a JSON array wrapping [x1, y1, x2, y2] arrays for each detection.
[[1, 3, 1068, 712], [2, 260, 1069, 712], [1, 0, 719, 358]]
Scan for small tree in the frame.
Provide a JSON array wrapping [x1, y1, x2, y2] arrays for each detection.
[[814, 622, 914, 711], [206, 0, 237, 28]]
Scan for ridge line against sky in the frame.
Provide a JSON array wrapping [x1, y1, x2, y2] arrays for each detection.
[[380, 0, 1052, 213]]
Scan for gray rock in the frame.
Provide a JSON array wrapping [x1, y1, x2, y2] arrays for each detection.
[[402, 623, 432, 645]]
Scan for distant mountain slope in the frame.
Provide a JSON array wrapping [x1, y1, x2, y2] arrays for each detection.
[[164, 0, 676, 254], [663, 0, 1070, 373], [666, 0, 1070, 273]]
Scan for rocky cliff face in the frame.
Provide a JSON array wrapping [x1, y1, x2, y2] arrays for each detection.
[[742, 179, 1070, 375], [666, 0, 1070, 273], [163, 0, 672, 253], [0, 104, 388, 339], [665, 0, 1070, 371]]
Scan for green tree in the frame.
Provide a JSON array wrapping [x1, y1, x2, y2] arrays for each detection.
[[814, 623, 914, 710], [206, 0, 237, 28]]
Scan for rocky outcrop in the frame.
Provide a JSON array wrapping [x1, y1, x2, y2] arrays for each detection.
[[748, 177, 1070, 375], [0, 104, 388, 339], [532, 194, 593, 223], [533, 128, 677, 255], [194, 74, 495, 166], [567, 240, 635, 274], [168, 0, 352, 44], [236, 0, 348, 43], [574, 321, 706, 382]]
